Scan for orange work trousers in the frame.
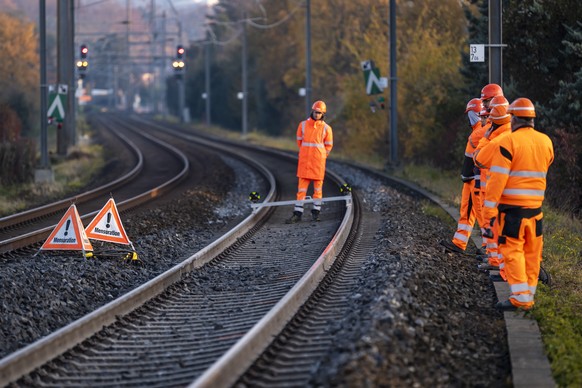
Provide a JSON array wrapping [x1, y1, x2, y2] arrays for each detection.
[[294, 177, 323, 214], [497, 207, 544, 310], [452, 180, 478, 250]]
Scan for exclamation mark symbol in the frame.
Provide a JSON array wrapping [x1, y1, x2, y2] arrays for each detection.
[[64, 220, 71, 236], [106, 212, 111, 228]]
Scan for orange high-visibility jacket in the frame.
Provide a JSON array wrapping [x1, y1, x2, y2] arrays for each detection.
[[296, 117, 333, 180], [474, 122, 512, 189], [483, 126, 554, 221], [461, 121, 482, 181]]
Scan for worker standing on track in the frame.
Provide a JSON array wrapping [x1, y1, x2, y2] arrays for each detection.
[[440, 98, 484, 254], [474, 102, 512, 276], [481, 98, 554, 311], [286, 100, 333, 224]]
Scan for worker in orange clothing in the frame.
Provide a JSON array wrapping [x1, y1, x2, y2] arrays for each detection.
[[481, 98, 554, 311], [440, 98, 484, 254], [470, 84, 503, 255], [474, 104, 512, 275], [286, 100, 333, 223]]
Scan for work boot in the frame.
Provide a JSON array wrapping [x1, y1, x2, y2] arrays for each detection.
[[475, 254, 488, 262], [285, 211, 302, 224], [311, 209, 320, 222], [538, 265, 552, 286], [439, 240, 465, 255], [478, 263, 499, 271], [489, 273, 505, 282], [495, 299, 518, 311]]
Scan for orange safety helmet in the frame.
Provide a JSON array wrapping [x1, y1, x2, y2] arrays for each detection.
[[489, 105, 511, 125], [465, 98, 483, 113], [481, 83, 504, 100], [311, 100, 327, 113], [508, 98, 536, 118], [489, 95, 509, 108]]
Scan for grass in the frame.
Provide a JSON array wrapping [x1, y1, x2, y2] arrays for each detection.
[[182, 122, 581, 386], [0, 140, 105, 217]]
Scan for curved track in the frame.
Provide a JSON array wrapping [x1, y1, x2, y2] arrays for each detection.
[[0, 115, 356, 387], [0, 116, 189, 254]]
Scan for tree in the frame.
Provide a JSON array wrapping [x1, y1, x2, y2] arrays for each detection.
[[0, 12, 39, 138]]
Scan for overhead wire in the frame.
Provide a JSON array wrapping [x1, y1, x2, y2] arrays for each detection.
[[202, 0, 305, 46]]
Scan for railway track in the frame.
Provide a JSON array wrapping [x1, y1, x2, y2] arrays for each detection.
[[0, 115, 356, 386], [1, 114, 532, 387], [0, 115, 189, 254]]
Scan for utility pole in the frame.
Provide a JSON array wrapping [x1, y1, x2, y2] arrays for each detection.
[[489, 0, 503, 85], [389, 0, 398, 165], [241, 16, 248, 137], [205, 30, 211, 127], [56, 0, 71, 155], [36, 0, 53, 183], [305, 0, 311, 116], [67, 0, 75, 146]]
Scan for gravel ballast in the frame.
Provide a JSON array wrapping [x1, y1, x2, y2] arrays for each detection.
[[1, 154, 510, 386]]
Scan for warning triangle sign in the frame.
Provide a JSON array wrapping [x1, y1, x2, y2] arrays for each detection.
[[41, 205, 93, 251], [85, 198, 132, 246]]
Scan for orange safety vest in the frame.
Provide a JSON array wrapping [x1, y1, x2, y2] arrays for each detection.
[[296, 117, 333, 180], [483, 126, 554, 221], [474, 121, 512, 190]]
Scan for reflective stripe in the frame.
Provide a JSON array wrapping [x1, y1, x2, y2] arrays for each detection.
[[481, 181, 487, 188], [453, 232, 469, 243], [324, 141, 333, 145], [297, 137, 303, 140], [484, 200, 497, 208], [510, 293, 534, 303], [509, 170, 547, 178], [314, 187, 322, 192], [502, 189, 545, 196], [490, 165, 510, 175], [510, 282, 529, 293], [465, 151, 473, 158], [299, 188, 307, 192], [301, 121, 306, 138], [486, 242, 497, 249], [499, 262, 504, 269], [301, 142, 325, 148], [457, 223, 473, 232], [293, 206, 304, 213], [530, 285, 537, 295]]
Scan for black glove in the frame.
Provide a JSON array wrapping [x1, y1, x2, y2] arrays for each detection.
[[483, 217, 495, 238]]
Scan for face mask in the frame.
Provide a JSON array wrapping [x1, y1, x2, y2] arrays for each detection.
[[468, 110, 480, 126]]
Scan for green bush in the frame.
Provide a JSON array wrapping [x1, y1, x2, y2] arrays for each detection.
[[0, 139, 36, 185]]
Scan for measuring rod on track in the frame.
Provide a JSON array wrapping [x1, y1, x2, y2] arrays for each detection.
[[249, 195, 352, 212]]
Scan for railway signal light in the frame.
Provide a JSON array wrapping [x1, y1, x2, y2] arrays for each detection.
[[77, 45, 88, 79], [173, 45, 185, 77]]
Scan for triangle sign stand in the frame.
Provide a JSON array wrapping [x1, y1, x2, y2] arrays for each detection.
[[85, 198, 135, 251], [38, 204, 93, 256]]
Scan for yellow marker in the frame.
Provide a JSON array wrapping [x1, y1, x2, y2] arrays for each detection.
[[85, 252, 94, 258]]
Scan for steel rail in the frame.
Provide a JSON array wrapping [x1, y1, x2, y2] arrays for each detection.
[[0, 119, 276, 386], [0, 123, 143, 231], [191, 169, 353, 388], [0, 116, 188, 254], [125, 117, 356, 388]]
